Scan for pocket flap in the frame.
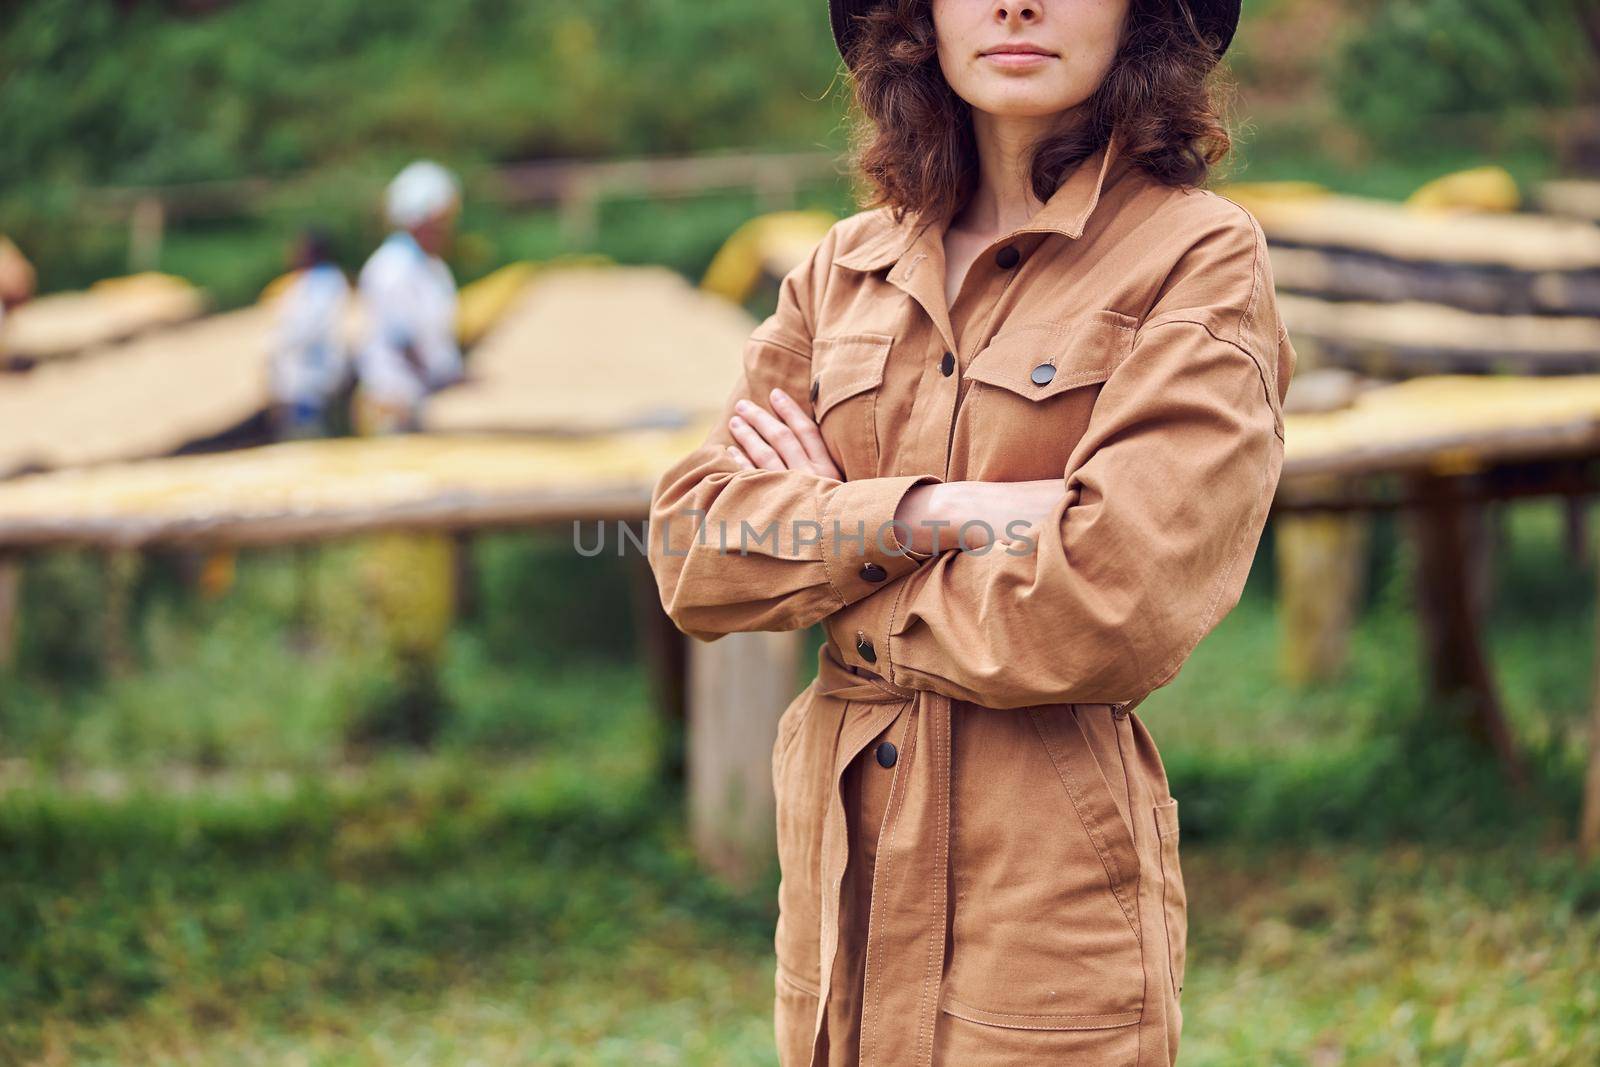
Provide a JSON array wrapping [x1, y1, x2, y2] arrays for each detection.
[[963, 310, 1137, 401], [810, 333, 893, 419], [1154, 796, 1180, 838]]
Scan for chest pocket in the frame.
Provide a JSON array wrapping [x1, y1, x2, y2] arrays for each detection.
[[809, 333, 893, 478], [956, 309, 1139, 480]]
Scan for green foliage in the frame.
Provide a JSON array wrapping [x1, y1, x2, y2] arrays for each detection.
[[1142, 500, 1595, 842], [0, 0, 841, 191], [0, 0, 850, 296], [1330, 0, 1591, 152]]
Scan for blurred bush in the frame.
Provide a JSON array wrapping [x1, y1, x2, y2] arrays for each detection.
[[1331, 0, 1593, 153], [0, 0, 845, 294], [0, 0, 837, 190]]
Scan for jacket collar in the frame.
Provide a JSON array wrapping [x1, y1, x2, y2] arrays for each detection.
[[832, 124, 1130, 273]]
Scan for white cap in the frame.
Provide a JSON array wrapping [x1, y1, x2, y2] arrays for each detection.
[[384, 160, 462, 229]]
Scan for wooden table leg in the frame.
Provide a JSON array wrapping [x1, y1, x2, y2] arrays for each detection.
[[102, 547, 142, 678], [1582, 525, 1600, 860], [1276, 485, 1369, 686], [626, 539, 688, 781], [1408, 474, 1525, 787], [0, 553, 20, 670], [686, 629, 802, 887], [450, 531, 478, 623]]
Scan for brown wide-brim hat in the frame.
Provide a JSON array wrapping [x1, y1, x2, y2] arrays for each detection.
[[829, 0, 1241, 64]]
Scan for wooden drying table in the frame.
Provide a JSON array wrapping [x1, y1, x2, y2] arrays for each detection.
[[1279, 373, 1600, 856], [1224, 190, 1600, 317], [0, 273, 206, 369], [0, 431, 696, 549], [7, 370, 1600, 863], [0, 424, 799, 886]]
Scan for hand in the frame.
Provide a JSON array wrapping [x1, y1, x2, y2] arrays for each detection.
[[726, 388, 843, 481], [895, 479, 1064, 554]]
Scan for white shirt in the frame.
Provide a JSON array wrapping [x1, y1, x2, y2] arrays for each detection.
[[355, 231, 462, 407], [269, 263, 350, 408]]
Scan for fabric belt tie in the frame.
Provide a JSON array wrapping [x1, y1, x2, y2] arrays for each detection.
[[804, 642, 953, 1067]]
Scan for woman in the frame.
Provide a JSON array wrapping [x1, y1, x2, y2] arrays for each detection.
[[353, 159, 465, 436], [268, 227, 350, 441], [647, 1, 1293, 1064]]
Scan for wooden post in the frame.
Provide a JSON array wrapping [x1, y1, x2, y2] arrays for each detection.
[[1407, 473, 1525, 786], [1582, 500, 1600, 860], [626, 541, 688, 781], [1565, 495, 1592, 569], [129, 196, 166, 273], [1275, 483, 1370, 686], [101, 547, 142, 676], [0, 553, 20, 670], [755, 162, 798, 213], [450, 531, 478, 623], [687, 629, 803, 887], [557, 183, 601, 250]]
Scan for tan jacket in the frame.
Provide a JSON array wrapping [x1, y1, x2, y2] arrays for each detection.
[[648, 129, 1295, 1067]]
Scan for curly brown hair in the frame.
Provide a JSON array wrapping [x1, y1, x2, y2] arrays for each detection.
[[841, 0, 1235, 225]]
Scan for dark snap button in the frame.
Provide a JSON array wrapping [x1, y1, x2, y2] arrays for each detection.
[[855, 632, 877, 663], [876, 740, 898, 768], [995, 245, 1021, 269], [860, 562, 888, 583], [809, 379, 820, 404], [940, 351, 955, 377], [1031, 363, 1056, 386]]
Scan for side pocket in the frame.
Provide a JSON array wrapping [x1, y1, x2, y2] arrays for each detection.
[[1153, 797, 1187, 999]]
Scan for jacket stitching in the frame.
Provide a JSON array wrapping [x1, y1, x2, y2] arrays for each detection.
[[1205, 190, 1267, 355], [1109, 714, 1147, 1067], [942, 995, 1142, 1024], [860, 703, 918, 1065], [816, 487, 853, 614], [1240, 214, 1264, 349], [867, 353, 882, 476], [1030, 709, 1142, 942], [911, 700, 949, 1066], [750, 329, 813, 364], [1137, 317, 1284, 441]]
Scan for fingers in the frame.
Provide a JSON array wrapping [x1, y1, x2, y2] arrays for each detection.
[[725, 390, 846, 478], [729, 413, 786, 471], [768, 388, 835, 472], [725, 444, 755, 470], [731, 396, 811, 471]]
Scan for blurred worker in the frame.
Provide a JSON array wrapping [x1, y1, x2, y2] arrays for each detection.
[[268, 227, 350, 441], [353, 160, 465, 434], [349, 161, 465, 746]]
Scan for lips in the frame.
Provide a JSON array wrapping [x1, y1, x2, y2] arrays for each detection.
[[980, 43, 1057, 57]]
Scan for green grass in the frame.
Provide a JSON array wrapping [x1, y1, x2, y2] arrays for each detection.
[[1, 502, 1597, 1063], [1180, 843, 1600, 1067]]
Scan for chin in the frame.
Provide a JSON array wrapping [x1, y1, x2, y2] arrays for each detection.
[[968, 86, 1085, 120]]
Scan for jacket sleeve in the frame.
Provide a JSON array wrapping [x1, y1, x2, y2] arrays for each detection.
[[870, 210, 1295, 708], [647, 224, 941, 642]]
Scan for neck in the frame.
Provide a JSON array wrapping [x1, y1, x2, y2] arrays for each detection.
[[954, 107, 1083, 236]]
